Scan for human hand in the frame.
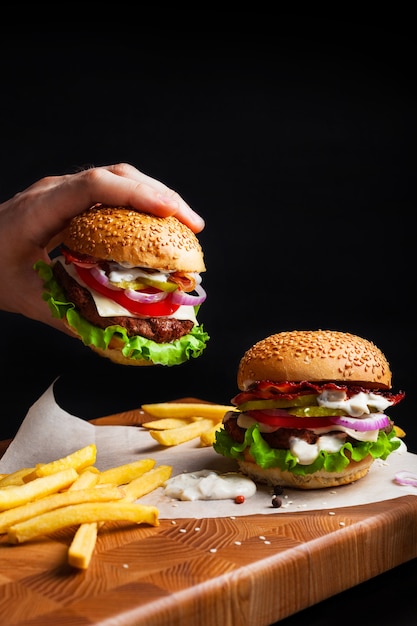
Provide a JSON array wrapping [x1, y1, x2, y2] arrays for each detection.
[[0, 163, 205, 333]]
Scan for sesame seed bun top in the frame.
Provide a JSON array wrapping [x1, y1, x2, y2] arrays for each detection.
[[237, 330, 392, 390], [61, 204, 206, 273]]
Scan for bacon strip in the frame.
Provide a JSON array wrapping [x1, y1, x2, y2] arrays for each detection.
[[232, 381, 405, 406]]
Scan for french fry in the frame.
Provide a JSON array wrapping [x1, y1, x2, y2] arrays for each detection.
[[0, 467, 35, 488], [0, 445, 170, 570], [199, 423, 224, 447], [68, 522, 98, 570], [23, 444, 96, 482], [0, 468, 78, 511], [79, 466, 100, 475], [68, 470, 100, 491], [0, 486, 124, 533], [97, 458, 155, 486], [123, 465, 172, 501], [149, 418, 215, 446], [8, 502, 159, 544], [141, 402, 235, 423], [68, 462, 171, 569], [142, 418, 191, 430], [66, 460, 156, 570], [394, 425, 406, 438], [141, 402, 235, 446]]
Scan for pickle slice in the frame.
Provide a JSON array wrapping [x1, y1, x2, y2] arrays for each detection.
[[288, 406, 346, 417], [238, 394, 318, 411]]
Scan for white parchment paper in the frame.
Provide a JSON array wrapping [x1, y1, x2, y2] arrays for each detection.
[[1, 381, 416, 518]]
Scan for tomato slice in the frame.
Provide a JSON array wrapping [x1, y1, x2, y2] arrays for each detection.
[[74, 265, 181, 317], [247, 410, 334, 430]]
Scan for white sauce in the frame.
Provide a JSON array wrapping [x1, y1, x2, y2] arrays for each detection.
[[163, 470, 257, 501], [290, 434, 344, 465], [107, 264, 171, 284], [236, 412, 278, 433], [317, 389, 392, 416]]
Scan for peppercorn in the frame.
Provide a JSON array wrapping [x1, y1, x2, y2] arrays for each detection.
[[235, 495, 245, 504], [271, 494, 282, 508]]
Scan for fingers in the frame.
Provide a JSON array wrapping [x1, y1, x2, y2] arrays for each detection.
[[32, 164, 203, 239], [96, 164, 205, 233]]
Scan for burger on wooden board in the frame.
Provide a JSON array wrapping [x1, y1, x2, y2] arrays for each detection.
[[35, 204, 209, 366], [213, 330, 405, 489]]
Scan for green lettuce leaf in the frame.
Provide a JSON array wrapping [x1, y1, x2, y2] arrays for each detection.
[[34, 260, 209, 366], [213, 423, 401, 476]]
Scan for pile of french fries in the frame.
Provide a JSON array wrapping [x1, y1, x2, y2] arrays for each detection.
[[0, 402, 234, 569], [141, 402, 235, 447], [0, 443, 171, 569]]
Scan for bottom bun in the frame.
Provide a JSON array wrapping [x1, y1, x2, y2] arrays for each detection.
[[237, 455, 374, 490]]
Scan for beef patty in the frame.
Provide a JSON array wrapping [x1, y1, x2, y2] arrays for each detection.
[[53, 260, 194, 343]]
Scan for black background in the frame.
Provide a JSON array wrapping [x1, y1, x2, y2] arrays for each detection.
[[0, 19, 415, 624]]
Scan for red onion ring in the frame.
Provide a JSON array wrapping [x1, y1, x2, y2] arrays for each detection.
[[394, 471, 417, 487], [124, 288, 167, 304], [329, 413, 390, 432], [89, 266, 121, 290], [171, 284, 207, 306]]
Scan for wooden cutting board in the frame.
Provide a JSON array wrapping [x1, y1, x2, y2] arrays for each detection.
[[1, 402, 417, 626]]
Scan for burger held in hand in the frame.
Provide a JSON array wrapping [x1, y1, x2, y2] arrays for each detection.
[[35, 204, 209, 366], [214, 330, 405, 489]]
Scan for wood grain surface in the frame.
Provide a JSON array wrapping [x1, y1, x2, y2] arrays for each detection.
[[1, 403, 417, 626]]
